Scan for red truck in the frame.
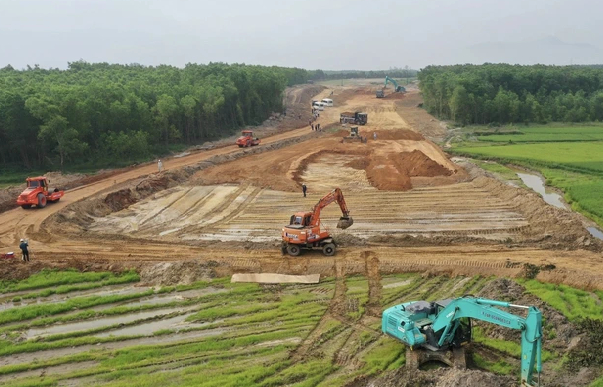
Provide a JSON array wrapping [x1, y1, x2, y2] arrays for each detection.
[[236, 130, 261, 148], [16, 176, 64, 209]]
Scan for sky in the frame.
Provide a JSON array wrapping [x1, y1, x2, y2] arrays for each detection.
[[1, 0, 602, 70]]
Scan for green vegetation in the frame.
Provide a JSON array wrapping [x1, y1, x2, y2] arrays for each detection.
[[0, 289, 153, 325], [518, 279, 603, 321], [345, 276, 369, 320], [451, 123, 603, 227], [1, 271, 601, 386], [472, 352, 514, 375], [590, 378, 603, 387], [0, 269, 139, 293], [472, 160, 525, 185], [0, 62, 309, 170], [419, 64, 603, 125]]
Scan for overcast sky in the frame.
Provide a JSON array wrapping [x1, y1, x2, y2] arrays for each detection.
[[1, 0, 602, 70]]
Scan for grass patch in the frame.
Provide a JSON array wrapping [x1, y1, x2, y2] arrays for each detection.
[[472, 160, 525, 185], [518, 279, 603, 321], [473, 326, 554, 362], [473, 352, 515, 375], [20, 271, 140, 299], [0, 288, 153, 325], [0, 269, 139, 294]]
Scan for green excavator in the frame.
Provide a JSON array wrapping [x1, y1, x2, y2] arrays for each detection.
[[382, 296, 543, 387], [377, 76, 406, 98]]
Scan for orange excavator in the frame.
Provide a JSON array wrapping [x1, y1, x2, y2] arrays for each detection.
[[281, 188, 354, 256]]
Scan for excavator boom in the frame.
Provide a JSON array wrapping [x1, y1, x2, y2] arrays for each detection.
[[310, 188, 353, 229]]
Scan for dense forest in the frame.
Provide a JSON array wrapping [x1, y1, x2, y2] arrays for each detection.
[[419, 64, 603, 125], [0, 62, 309, 170]]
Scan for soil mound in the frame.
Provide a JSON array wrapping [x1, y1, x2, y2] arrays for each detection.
[[139, 260, 219, 286], [366, 150, 452, 191]]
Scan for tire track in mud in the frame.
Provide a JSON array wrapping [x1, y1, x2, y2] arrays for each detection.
[[291, 256, 348, 362], [204, 186, 264, 231], [138, 187, 194, 229], [364, 251, 382, 317]]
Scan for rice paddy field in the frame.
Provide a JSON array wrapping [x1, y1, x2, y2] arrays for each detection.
[[451, 124, 603, 225], [1, 270, 602, 386]]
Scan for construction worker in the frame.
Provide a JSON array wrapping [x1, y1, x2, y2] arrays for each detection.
[[157, 159, 163, 172], [302, 184, 307, 197], [19, 239, 29, 262], [373, 132, 377, 141]]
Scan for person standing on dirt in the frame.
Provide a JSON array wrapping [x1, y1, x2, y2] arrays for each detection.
[[311, 123, 314, 131], [373, 132, 377, 141], [302, 184, 307, 197], [157, 159, 163, 172], [19, 239, 29, 262]]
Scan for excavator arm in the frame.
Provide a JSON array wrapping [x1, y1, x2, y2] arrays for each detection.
[[385, 76, 399, 90], [432, 297, 543, 387], [309, 188, 353, 229]]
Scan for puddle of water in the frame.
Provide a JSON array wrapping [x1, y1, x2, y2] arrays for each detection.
[[115, 287, 226, 308], [383, 279, 413, 289], [517, 173, 566, 209], [26, 307, 193, 339], [0, 285, 144, 312], [95, 313, 208, 337], [587, 227, 603, 241]]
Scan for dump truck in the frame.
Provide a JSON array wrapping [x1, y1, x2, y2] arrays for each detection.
[[16, 176, 64, 209], [236, 130, 261, 148], [376, 89, 385, 98], [340, 111, 368, 125], [281, 188, 353, 257], [342, 127, 367, 143]]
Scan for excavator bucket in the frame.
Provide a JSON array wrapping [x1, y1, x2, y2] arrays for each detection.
[[337, 216, 354, 229]]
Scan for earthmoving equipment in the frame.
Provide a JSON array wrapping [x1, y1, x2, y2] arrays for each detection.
[[340, 111, 368, 125], [376, 89, 385, 98], [281, 188, 353, 257], [382, 296, 543, 387], [236, 130, 261, 148], [384, 76, 406, 93], [16, 177, 64, 209], [342, 127, 367, 143]]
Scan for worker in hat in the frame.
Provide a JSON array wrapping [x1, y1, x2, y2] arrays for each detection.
[[19, 239, 29, 262], [157, 159, 163, 172]]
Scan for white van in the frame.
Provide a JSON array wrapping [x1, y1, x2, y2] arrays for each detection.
[[321, 98, 333, 107], [313, 102, 325, 111]]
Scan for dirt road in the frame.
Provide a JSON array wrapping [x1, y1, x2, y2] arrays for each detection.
[[1, 85, 602, 292]]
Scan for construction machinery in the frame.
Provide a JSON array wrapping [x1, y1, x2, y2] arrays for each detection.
[[342, 127, 367, 143], [16, 177, 64, 209], [340, 111, 368, 125], [375, 89, 385, 98], [382, 296, 543, 387], [236, 130, 261, 148], [385, 76, 407, 93], [281, 188, 353, 257]]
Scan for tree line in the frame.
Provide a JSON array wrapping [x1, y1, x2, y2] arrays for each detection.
[[0, 61, 309, 169], [418, 64, 603, 125], [312, 67, 417, 81]]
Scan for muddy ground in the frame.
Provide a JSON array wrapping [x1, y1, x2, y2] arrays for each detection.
[[0, 83, 602, 386]]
